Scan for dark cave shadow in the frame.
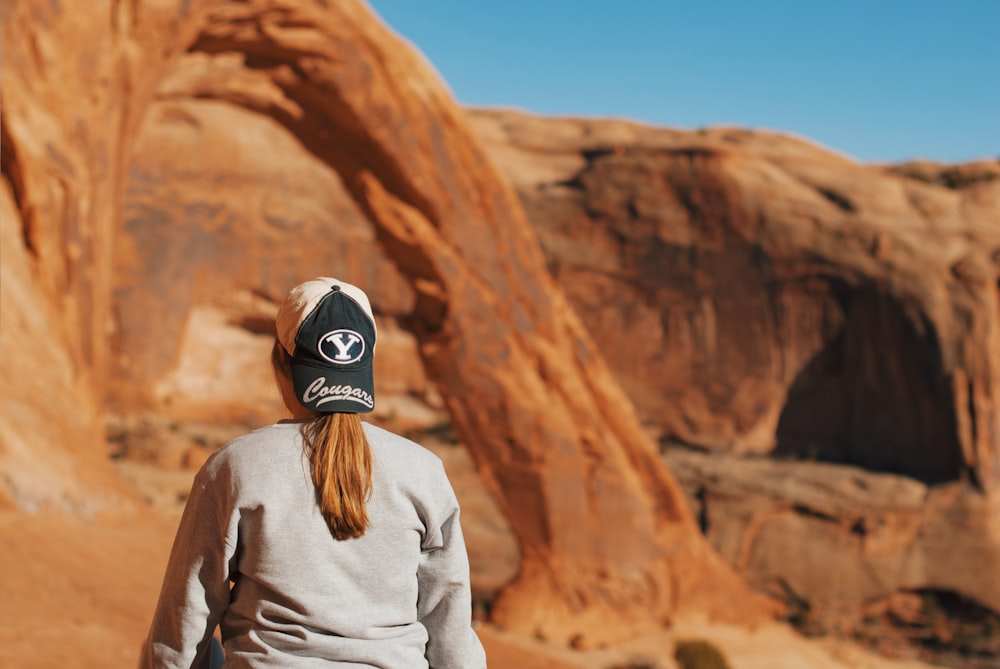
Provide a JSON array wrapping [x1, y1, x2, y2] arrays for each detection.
[[774, 284, 965, 486]]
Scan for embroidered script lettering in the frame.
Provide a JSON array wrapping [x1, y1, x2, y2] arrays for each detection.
[[303, 377, 374, 409]]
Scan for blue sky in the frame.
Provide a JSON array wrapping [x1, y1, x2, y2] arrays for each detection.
[[366, 1, 999, 164]]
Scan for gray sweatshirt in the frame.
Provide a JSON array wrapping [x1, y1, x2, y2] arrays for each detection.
[[140, 420, 487, 668]]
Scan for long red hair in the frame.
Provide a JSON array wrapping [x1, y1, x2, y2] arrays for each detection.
[[272, 340, 372, 539]]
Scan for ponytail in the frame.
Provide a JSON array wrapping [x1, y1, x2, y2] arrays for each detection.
[[302, 413, 372, 540], [272, 340, 373, 539]]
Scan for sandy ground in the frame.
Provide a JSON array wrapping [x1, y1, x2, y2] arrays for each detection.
[[0, 438, 949, 669], [0, 508, 177, 669]]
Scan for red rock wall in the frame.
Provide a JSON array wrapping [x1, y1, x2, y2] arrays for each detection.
[[0, 0, 159, 510], [469, 111, 1000, 492]]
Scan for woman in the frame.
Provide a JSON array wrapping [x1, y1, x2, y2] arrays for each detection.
[[140, 277, 486, 668]]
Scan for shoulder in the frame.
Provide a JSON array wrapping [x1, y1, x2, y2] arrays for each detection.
[[363, 423, 460, 521], [362, 422, 437, 459], [198, 421, 302, 478], [363, 422, 443, 466]]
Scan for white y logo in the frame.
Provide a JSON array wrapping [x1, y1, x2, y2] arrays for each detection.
[[329, 332, 361, 360], [318, 329, 365, 364]]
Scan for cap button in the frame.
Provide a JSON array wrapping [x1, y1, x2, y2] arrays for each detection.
[[331, 285, 341, 292]]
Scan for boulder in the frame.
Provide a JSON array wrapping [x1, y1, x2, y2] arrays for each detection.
[[664, 447, 1000, 653], [664, 448, 1000, 625]]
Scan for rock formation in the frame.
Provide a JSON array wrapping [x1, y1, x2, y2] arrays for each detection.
[[1, 0, 767, 645], [665, 448, 1000, 637], [6, 0, 996, 651], [471, 110, 1000, 644], [0, 0, 152, 511], [468, 110, 1000, 492], [465, 110, 1000, 648]]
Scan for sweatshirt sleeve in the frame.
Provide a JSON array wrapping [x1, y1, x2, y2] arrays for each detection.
[[139, 463, 237, 669], [417, 464, 487, 669]]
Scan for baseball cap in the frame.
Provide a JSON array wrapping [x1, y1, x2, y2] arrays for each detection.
[[275, 277, 377, 413]]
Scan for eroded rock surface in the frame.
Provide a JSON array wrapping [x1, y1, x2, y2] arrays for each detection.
[[665, 447, 1000, 663], [468, 111, 1000, 648], [668, 449, 1000, 610], [468, 110, 1000, 492]]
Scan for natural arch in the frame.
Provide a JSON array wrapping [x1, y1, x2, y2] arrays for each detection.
[[1, 0, 770, 646], [152, 1, 774, 643]]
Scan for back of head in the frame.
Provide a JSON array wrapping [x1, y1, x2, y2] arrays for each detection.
[[274, 277, 377, 539], [275, 277, 377, 414]]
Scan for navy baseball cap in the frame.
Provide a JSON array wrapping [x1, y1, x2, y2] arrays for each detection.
[[275, 278, 376, 413]]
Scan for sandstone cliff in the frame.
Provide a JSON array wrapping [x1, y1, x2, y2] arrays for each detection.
[[468, 109, 1000, 492], [466, 110, 1000, 647]]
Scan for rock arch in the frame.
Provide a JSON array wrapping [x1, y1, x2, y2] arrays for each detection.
[[1, 0, 768, 644]]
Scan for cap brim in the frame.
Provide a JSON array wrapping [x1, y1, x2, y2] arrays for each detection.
[[291, 359, 375, 413]]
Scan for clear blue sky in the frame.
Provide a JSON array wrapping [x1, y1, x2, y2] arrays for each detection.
[[366, 0, 999, 164]]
